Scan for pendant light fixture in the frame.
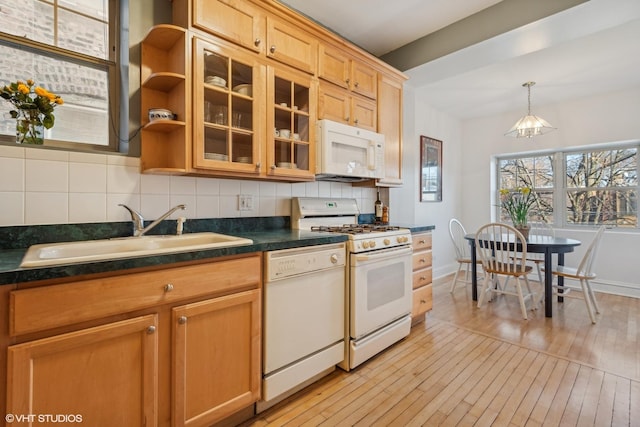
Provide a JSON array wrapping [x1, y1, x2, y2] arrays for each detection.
[[505, 81, 556, 138]]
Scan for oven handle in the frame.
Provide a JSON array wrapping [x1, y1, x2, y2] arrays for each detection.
[[354, 245, 412, 262]]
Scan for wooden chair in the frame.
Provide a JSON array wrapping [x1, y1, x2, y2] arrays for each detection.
[[448, 218, 483, 293], [475, 223, 536, 319], [524, 221, 555, 282], [547, 225, 605, 324]]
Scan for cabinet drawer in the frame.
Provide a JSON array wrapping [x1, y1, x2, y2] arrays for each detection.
[[412, 232, 432, 251], [10, 255, 261, 336], [412, 251, 432, 271], [412, 267, 432, 290], [412, 285, 433, 318]]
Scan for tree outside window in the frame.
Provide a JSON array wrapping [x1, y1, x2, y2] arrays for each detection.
[[497, 145, 639, 229]]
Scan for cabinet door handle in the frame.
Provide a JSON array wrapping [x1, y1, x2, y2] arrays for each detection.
[[178, 316, 187, 325], [270, 45, 276, 54], [164, 283, 174, 292], [146, 326, 156, 334], [254, 38, 261, 47]]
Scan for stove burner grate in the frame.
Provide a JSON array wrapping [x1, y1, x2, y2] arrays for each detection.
[[310, 224, 401, 234]]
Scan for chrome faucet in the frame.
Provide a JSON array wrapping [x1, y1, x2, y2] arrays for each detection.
[[119, 204, 186, 237]]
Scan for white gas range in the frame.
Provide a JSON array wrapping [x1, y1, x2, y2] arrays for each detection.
[[292, 197, 413, 370]]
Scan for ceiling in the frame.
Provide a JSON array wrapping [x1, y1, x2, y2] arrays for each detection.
[[280, 0, 640, 120]]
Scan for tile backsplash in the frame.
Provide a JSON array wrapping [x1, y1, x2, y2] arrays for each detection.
[[0, 145, 377, 226]]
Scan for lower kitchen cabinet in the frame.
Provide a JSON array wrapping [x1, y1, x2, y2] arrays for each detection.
[[4, 254, 262, 426], [7, 315, 159, 426], [172, 289, 260, 427], [411, 231, 433, 323]]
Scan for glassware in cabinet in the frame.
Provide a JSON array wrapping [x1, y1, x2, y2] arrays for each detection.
[[267, 66, 316, 178], [193, 37, 262, 174]]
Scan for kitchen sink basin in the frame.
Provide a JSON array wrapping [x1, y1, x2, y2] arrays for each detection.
[[19, 232, 254, 268]]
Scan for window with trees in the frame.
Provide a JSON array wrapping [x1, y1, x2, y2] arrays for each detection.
[[497, 144, 639, 228], [0, 0, 121, 150]]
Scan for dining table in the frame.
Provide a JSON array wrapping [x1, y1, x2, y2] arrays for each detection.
[[464, 233, 581, 317]]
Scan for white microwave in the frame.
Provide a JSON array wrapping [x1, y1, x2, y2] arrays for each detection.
[[316, 120, 385, 182]]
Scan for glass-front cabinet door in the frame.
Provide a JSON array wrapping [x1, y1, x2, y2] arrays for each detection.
[[267, 66, 316, 180], [193, 37, 265, 175]]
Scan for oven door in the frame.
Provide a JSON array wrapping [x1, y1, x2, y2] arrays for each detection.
[[350, 245, 412, 339]]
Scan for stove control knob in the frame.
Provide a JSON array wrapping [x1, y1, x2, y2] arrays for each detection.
[[362, 241, 369, 249], [383, 238, 391, 245], [369, 240, 376, 248]]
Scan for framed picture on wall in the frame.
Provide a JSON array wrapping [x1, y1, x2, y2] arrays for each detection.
[[420, 136, 442, 202]]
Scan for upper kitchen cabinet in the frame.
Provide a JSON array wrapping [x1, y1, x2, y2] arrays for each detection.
[[318, 82, 377, 132], [174, 0, 317, 74], [188, 0, 265, 54], [192, 36, 266, 177], [318, 43, 377, 100], [140, 25, 190, 175], [376, 74, 405, 186], [266, 65, 317, 180]]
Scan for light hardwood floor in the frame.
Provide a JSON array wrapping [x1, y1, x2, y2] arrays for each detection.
[[245, 278, 640, 426]]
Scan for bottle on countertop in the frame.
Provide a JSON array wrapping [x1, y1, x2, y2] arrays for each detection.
[[382, 206, 389, 224], [375, 189, 383, 223]]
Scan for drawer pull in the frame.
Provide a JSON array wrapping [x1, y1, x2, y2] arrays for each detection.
[[164, 283, 174, 292], [178, 316, 187, 325], [419, 240, 426, 244], [419, 258, 426, 263], [146, 326, 156, 334], [420, 276, 427, 281], [420, 299, 426, 304]]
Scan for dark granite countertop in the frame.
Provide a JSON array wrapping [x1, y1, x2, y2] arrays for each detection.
[[0, 218, 347, 286], [0, 217, 434, 286]]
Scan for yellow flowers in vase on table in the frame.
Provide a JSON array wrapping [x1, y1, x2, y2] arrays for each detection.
[[499, 187, 536, 238], [1, 79, 64, 144]]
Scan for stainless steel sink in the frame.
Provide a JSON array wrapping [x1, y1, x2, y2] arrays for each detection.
[[19, 232, 254, 268]]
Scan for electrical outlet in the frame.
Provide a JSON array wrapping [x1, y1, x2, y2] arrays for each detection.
[[238, 194, 253, 211]]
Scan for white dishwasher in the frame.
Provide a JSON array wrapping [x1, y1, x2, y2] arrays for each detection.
[[260, 242, 346, 407]]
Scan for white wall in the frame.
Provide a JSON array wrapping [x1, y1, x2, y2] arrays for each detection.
[[390, 85, 464, 280], [397, 85, 640, 297], [0, 144, 377, 226]]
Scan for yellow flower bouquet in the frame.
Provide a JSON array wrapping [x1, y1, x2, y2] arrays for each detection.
[[499, 187, 536, 229], [1, 79, 63, 144]]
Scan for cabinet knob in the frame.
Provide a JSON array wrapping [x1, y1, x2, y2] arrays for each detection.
[[330, 254, 338, 264], [345, 78, 350, 85], [178, 316, 187, 325], [254, 38, 261, 47], [354, 118, 359, 124], [256, 162, 261, 169], [354, 81, 359, 88], [146, 325, 156, 334], [271, 164, 276, 169], [270, 45, 276, 54], [345, 116, 350, 122], [164, 283, 174, 292]]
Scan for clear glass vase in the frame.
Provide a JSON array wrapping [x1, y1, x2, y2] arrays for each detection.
[[16, 108, 44, 145]]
